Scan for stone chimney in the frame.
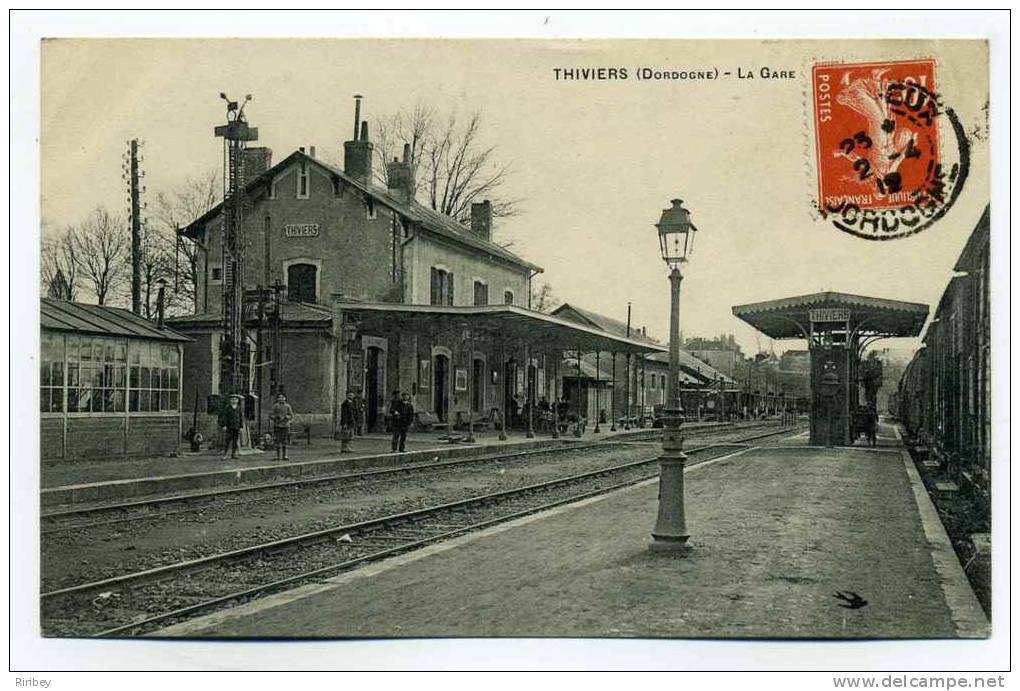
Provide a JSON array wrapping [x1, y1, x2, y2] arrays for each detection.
[[243, 147, 273, 178], [343, 95, 373, 183], [386, 143, 414, 204], [470, 200, 492, 241]]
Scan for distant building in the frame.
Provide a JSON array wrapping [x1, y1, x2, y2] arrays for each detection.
[[40, 298, 189, 460], [780, 349, 810, 373], [552, 303, 738, 422], [683, 335, 743, 377], [687, 348, 738, 377]]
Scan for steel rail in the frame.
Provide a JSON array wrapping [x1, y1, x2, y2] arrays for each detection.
[[101, 427, 803, 638], [41, 421, 779, 533], [43, 425, 798, 603]]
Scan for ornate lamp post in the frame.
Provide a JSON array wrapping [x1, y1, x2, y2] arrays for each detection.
[[650, 199, 698, 553]]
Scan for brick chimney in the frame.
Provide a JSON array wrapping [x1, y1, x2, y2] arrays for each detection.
[[243, 147, 273, 178], [470, 200, 492, 241], [343, 95, 373, 183], [386, 143, 414, 205]]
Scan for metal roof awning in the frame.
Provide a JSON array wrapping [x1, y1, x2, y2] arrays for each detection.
[[561, 357, 614, 381], [732, 291, 928, 339], [338, 302, 666, 356], [41, 298, 190, 342]]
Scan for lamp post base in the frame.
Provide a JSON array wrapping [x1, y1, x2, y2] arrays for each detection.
[[649, 535, 692, 554], [649, 415, 690, 553]]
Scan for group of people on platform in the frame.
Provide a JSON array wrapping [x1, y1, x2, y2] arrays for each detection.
[[339, 389, 413, 454], [216, 391, 297, 461]]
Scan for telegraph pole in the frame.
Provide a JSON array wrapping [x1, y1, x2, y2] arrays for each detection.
[[125, 139, 143, 314], [214, 93, 258, 398]]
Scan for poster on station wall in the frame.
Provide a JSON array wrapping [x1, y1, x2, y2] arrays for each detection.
[[20, 13, 1002, 672]]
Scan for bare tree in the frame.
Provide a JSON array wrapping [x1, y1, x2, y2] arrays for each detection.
[[41, 230, 80, 301], [531, 282, 560, 313], [150, 170, 220, 313], [73, 207, 130, 305], [375, 102, 519, 226]]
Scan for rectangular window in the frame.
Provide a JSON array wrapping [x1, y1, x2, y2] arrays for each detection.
[[366, 198, 377, 220], [297, 161, 309, 198], [124, 341, 181, 413], [504, 290, 514, 305], [211, 265, 223, 284], [430, 268, 455, 306], [62, 335, 131, 414], [40, 332, 64, 413], [473, 280, 488, 306]]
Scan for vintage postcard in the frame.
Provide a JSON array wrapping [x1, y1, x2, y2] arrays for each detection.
[[18, 23, 1003, 673]]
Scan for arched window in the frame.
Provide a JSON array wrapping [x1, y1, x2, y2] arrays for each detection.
[[287, 263, 318, 303], [503, 290, 514, 305]]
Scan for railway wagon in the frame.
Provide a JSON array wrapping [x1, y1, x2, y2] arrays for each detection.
[[896, 206, 990, 509]]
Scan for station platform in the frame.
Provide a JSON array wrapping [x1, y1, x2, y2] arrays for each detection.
[[157, 424, 989, 639], [40, 420, 745, 507]]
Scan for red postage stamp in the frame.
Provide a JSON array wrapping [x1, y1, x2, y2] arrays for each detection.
[[811, 58, 963, 240]]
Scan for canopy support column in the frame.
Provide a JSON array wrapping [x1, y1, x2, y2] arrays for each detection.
[[593, 351, 601, 433], [463, 328, 475, 443], [525, 342, 534, 439], [551, 352, 560, 439], [498, 340, 507, 441], [610, 351, 617, 432], [575, 344, 583, 437]]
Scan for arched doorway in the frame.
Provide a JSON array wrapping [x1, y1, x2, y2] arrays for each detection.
[[434, 354, 449, 422], [365, 346, 382, 431]]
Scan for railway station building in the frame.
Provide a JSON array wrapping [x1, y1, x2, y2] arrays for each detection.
[[40, 298, 190, 461], [169, 102, 665, 439]]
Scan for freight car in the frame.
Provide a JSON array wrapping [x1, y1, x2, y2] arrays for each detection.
[[896, 206, 990, 514]]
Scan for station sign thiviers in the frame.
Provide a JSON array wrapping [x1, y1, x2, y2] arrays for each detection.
[[284, 223, 320, 238]]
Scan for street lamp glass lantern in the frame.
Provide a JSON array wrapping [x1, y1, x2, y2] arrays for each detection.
[[656, 198, 696, 268]]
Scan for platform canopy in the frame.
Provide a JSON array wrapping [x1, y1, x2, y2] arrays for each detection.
[[337, 302, 666, 356], [732, 292, 928, 340]]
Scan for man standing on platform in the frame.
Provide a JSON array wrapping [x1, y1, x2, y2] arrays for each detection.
[[353, 391, 365, 436], [340, 391, 357, 453], [218, 394, 243, 460], [270, 392, 294, 461], [389, 390, 414, 453]]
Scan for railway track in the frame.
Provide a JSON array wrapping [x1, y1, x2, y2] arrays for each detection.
[[41, 421, 783, 535], [41, 424, 800, 638]]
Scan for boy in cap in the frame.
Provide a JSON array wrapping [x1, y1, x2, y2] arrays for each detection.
[[270, 392, 295, 460], [218, 394, 243, 459]]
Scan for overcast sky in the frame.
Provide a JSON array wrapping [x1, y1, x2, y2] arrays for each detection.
[[41, 39, 988, 355]]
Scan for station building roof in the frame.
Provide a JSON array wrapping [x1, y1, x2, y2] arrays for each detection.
[[168, 301, 333, 330], [41, 298, 190, 342], [552, 302, 735, 384], [645, 351, 737, 387], [179, 150, 542, 273], [732, 292, 929, 339], [338, 302, 666, 356]]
